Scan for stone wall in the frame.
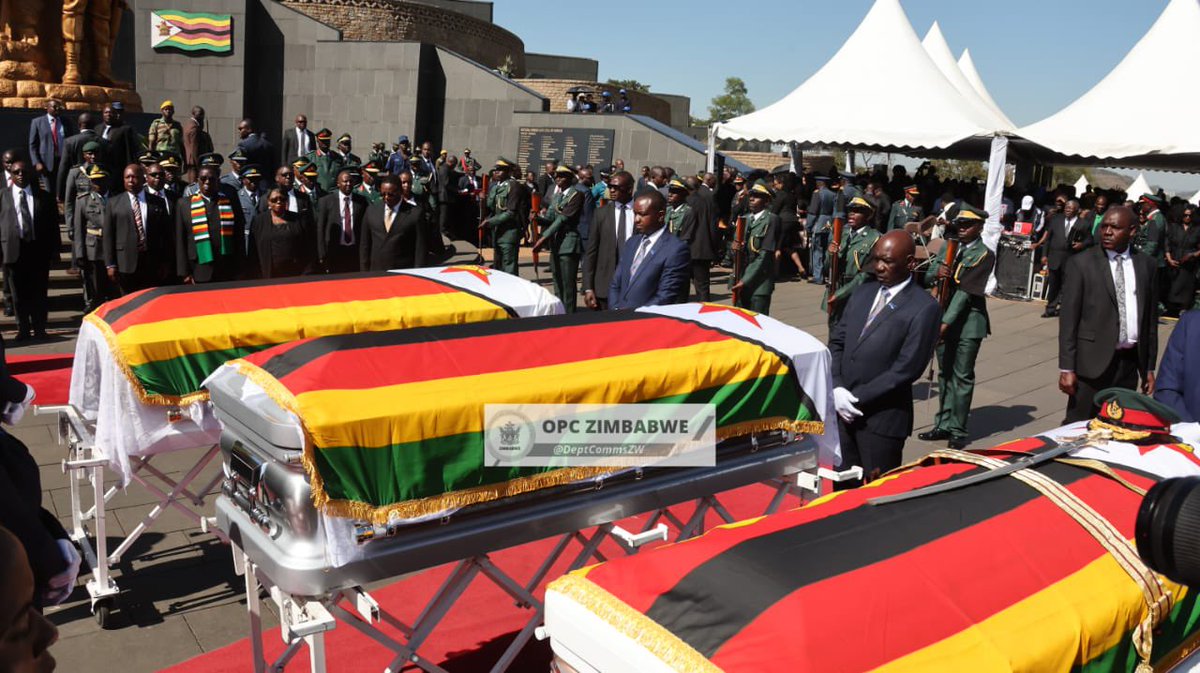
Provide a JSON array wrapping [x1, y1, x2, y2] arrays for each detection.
[[512, 112, 710, 177], [280, 0, 525, 75], [514, 79, 670, 126], [524, 53, 598, 82]]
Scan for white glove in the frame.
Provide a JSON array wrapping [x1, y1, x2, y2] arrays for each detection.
[[833, 387, 863, 423], [43, 539, 81, 606], [1, 384, 34, 426]]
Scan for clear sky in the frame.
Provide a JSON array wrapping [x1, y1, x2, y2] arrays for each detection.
[[495, 0, 1196, 192]]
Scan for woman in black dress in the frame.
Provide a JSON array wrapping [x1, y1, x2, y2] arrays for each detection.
[[1165, 204, 1200, 317], [248, 186, 315, 278]]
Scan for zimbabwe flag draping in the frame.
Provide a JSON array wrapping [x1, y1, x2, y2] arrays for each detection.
[[230, 311, 823, 522], [87, 272, 515, 405], [549, 437, 1200, 673]]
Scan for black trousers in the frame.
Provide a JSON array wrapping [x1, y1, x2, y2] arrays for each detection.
[[1064, 348, 1140, 424], [833, 418, 906, 490], [327, 243, 359, 274], [691, 260, 712, 302], [1045, 266, 1064, 309], [6, 259, 48, 334]]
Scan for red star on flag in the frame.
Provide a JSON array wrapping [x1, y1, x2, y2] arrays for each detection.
[[697, 303, 761, 328], [440, 265, 492, 285]]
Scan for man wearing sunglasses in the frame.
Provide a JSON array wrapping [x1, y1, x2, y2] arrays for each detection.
[[0, 162, 58, 341]]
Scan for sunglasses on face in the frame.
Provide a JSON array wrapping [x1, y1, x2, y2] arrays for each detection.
[[10, 169, 26, 175], [279, 171, 294, 178], [146, 171, 163, 177], [198, 175, 216, 182]]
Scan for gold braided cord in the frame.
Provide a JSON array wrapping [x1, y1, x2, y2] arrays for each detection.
[[84, 313, 212, 407], [924, 447, 1171, 670], [548, 574, 724, 673]]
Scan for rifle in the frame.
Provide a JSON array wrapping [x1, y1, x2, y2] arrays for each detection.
[[935, 235, 960, 312], [476, 173, 490, 265], [731, 215, 747, 305], [825, 215, 845, 315], [530, 191, 543, 277]]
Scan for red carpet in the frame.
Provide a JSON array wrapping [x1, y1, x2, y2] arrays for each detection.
[[9, 353, 72, 406], [162, 484, 794, 673]]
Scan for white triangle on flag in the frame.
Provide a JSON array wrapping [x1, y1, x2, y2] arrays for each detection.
[[150, 12, 183, 48]]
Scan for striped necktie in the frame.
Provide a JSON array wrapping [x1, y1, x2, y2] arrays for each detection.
[[861, 288, 890, 337]]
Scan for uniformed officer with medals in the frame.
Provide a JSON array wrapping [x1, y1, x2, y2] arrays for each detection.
[[825, 195, 882, 326], [532, 165, 584, 312], [72, 164, 112, 312], [356, 161, 383, 205], [665, 177, 697, 302], [918, 204, 996, 449], [888, 185, 920, 231], [305, 128, 341, 193], [731, 180, 780, 314], [480, 158, 524, 276]]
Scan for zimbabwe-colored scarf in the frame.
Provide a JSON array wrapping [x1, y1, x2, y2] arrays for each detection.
[[190, 193, 234, 264]]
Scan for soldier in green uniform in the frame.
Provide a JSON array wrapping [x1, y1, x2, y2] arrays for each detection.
[[72, 165, 112, 312], [825, 196, 882, 326], [664, 177, 696, 302], [333, 133, 362, 167], [147, 100, 183, 159], [356, 161, 383, 205], [1136, 193, 1168, 309], [918, 205, 996, 449], [481, 158, 524, 276], [305, 128, 342, 193], [295, 160, 323, 210], [532, 165, 584, 311], [63, 140, 102, 232], [731, 181, 780, 314], [888, 185, 920, 230], [368, 142, 389, 167]]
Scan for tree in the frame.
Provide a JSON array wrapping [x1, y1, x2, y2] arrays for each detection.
[[706, 77, 754, 124], [605, 79, 649, 93], [928, 158, 988, 182]]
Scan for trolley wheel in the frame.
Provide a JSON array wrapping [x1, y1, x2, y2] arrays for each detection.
[[93, 598, 117, 629]]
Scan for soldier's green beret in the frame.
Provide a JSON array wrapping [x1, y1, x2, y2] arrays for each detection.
[[82, 140, 101, 153]]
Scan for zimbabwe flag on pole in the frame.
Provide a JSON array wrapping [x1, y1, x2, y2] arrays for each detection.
[[151, 10, 232, 53], [212, 305, 834, 523]]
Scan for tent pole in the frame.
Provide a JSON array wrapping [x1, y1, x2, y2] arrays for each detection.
[[788, 142, 801, 174], [706, 125, 718, 173]]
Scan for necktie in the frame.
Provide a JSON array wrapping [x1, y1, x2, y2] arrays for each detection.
[[1114, 254, 1128, 344], [629, 236, 652, 279], [50, 118, 59, 155], [385, 206, 395, 233], [132, 194, 146, 251], [618, 205, 628, 244], [342, 197, 353, 245], [102, 126, 110, 140], [861, 288, 889, 337], [17, 190, 32, 241]]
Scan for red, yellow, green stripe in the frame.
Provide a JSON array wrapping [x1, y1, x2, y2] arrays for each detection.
[[549, 438, 1200, 672], [233, 311, 822, 522], [152, 11, 232, 53], [88, 273, 515, 405]]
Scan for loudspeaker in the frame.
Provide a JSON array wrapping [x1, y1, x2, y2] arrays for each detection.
[[994, 235, 1035, 300]]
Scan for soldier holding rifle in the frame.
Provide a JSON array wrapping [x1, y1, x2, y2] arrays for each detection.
[[731, 180, 779, 314]]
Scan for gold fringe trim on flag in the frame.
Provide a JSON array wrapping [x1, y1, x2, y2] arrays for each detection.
[[716, 417, 824, 440], [85, 313, 212, 407], [547, 574, 724, 673]]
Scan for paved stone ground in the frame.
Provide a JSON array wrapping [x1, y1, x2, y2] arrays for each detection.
[[8, 251, 1176, 672]]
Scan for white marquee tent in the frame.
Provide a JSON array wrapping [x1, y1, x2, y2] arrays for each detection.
[[1073, 174, 1089, 195], [1127, 173, 1152, 199], [1019, 0, 1200, 166], [921, 23, 1016, 134], [956, 49, 1016, 131]]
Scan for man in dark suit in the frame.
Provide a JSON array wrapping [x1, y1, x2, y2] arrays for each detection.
[[316, 167, 369, 273], [182, 106, 213, 183], [0, 162, 58, 340], [582, 170, 636, 310], [1037, 198, 1092, 317], [683, 176, 718, 301], [1155, 311, 1200, 422], [27, 99, 74, 199], [100, 102, 137, 189], [175, 165, 246, 284], [360, 173, 430, 271], [828, 231, 941, 487], [236, 118, 276, 172], [435, 155, 457, 240], [281, 114, 316, 164], [56, 111, 103, 199], [608, 190, 690, 310], [1059, 206, 1158, 423], [104, 163, 172, 294]]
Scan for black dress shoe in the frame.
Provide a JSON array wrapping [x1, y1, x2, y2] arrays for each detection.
[[918, 429, 950, 441], [33, 330, 48, 340], [13, 332, 30, 342], [948, 437, 969, 450]]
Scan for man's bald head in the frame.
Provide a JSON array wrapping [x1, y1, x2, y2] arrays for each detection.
[[871, 231, 916, 287]]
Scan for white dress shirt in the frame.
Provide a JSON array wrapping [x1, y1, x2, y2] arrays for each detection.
[[1064, 216, 1077, 238], [338, 191, 355, 244], [10, 184, 32, 234], [613, 200, 634, 243], [631, 226, 666, 276], [296, 127, 310, 156], [287, 191, 299, 213], [869, 276, 911, 317], [129, 189, 148, 226], [1107, 248, 1139, 349]]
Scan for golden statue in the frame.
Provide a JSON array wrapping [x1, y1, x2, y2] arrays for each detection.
[[0, 0, 139, 110]]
